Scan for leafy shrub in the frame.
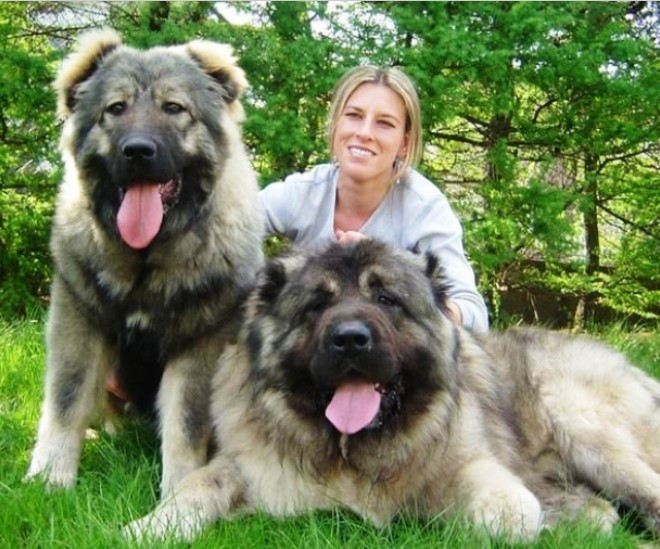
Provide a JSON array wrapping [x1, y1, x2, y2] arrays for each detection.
[[0, 189, 53, 317]]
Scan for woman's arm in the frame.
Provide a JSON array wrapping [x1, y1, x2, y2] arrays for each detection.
[[411, 194, 489, 332]]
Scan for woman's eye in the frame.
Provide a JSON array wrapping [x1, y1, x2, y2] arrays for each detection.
[[106, 102, 126, 116], [163, 102, 185, 115]]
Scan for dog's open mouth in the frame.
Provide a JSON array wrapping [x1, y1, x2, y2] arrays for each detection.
[[325, 375, 402, 435], [117, 179, 181, 249]]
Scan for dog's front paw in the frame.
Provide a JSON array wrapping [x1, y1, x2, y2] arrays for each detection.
[[473, 483, 543, 542], [124, 503, 204, 543], [458, 459, 543, 542], [26, 424, 84, 489], [25, 451, 78, 489], [123, 514, 169, 543]]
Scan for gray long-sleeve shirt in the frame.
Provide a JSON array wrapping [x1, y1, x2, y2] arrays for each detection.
[[259, 163, 489, 332]]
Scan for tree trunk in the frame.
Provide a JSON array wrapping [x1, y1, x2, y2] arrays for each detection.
[[573, 153, 601, 329]]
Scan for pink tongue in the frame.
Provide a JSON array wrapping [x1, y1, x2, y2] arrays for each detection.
[[325, 380, 381, 435], [117, 182, 164, 249]]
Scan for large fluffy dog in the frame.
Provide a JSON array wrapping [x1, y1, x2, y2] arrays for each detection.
[[127, 240, 660, 542], [27, 29, 264, 496]]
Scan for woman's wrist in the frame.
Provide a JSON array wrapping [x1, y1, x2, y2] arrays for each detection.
[[446, 300, 463, 326]]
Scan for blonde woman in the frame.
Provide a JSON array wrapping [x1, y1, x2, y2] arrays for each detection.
[[260, 66, 488, 332]]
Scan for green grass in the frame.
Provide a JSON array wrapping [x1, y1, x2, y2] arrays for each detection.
[[1, 316, 658, 548]]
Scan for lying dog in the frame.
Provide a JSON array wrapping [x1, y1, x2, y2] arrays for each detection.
[[127, 240, 660, 541]]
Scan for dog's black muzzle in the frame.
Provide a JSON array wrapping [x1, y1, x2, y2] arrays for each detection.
[[116, 133, 178, 184]]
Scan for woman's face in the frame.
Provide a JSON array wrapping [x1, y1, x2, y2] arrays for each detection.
[[333, 83, 409, 187]]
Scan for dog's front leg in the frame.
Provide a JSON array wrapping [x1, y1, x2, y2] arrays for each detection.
[[125, 454, 244, 542], [451, 457, 543, 542], [158, 353, 213, 497], [27, 282, 106, 488]]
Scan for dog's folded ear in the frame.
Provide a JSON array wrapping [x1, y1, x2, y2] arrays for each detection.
[[422, 251, 452, 311], [257, 259, 289, 304], [184, 41, 248, 122], [54, 28, 123, 119], [247, 254, 306, 317]]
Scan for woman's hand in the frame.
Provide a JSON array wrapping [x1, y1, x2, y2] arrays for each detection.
[[335, 230, 368, 244]]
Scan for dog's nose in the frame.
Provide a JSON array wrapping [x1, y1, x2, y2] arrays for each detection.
[[122, 136, 157, 161], [330, 321, 371, 355]]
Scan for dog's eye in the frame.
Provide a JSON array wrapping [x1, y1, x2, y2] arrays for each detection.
[[304, 292, 330, 315], [377, 293, 399, 308], [306, 298, 325, 314], [162, 102, 186, 115], [106, 102, 127, 116]]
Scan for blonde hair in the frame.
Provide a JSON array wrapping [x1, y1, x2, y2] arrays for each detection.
[[327, 65, 423, 182]]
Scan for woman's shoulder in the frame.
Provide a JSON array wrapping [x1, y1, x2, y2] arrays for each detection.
[[260, 163, 336, 202], [282, 163, 336, 188], [398, 169, 449, 206]]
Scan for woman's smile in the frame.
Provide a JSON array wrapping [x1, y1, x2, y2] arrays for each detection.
[[334, 82, 408, 188]]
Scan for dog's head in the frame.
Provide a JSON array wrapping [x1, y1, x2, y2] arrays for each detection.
[[55, 29, 249, 250], [244, 240, 459, 440]]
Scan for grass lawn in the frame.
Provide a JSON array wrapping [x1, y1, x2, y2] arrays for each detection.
[[1, 315, 658, 548]]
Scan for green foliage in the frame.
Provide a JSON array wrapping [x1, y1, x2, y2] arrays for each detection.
[[0, 2, 60, 318], [233, 3, 350, 184], [383, 1, 659, 324], [0, 190, 53, 317], [0, 1, 657, 324], [0, 7, 59, 171], [263, 234, 290, 259]]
